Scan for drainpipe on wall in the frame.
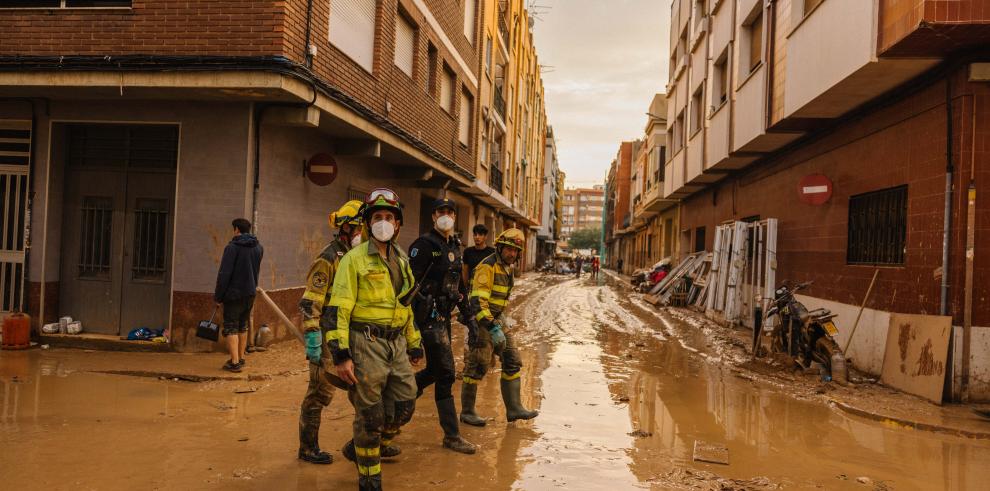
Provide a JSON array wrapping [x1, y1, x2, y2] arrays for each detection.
[[940, 78, 953, 317], [962, 94, 977, 401]]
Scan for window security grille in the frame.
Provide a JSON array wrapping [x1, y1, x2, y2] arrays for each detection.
[[132, 199, 169, 280], [847, 185, 907, 265], [79, 196, 114, 278]]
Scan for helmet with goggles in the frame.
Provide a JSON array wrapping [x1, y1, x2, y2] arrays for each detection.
[[329, 200, 364, 229], [361, 188, 403, 223], [495, 228, 525, 251]]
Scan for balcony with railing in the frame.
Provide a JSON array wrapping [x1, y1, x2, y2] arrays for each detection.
[[493, 87, 506, 121], [498, 14, 510, 50], [490, 164, 503, 194]]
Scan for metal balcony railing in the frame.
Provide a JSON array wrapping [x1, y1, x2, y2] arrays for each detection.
[[494, 88, 506, 120], [490, 165, 503, 193], [498, 16, 510, 48]]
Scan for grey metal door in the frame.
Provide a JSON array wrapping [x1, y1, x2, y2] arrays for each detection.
[[60, 170, 127, 334], [59, 124, 177, 335], [119, 172, 174, 333]]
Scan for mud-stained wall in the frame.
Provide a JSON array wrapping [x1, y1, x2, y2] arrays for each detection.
[[253, 125, 431, 292], [17, 100, 252, 330]]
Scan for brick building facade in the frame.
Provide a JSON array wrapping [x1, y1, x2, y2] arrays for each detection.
[[0, 0, 549, 352]]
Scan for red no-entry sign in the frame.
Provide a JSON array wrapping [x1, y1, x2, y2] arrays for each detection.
[[798, 174, 833, 206], [307, 153, 338, 186]]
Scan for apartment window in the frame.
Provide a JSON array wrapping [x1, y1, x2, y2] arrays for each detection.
[[426, 44, 439, 96], [672, 110, 685, 154], [440, 65, 455, 113], [485, 35, 493, 73], [744, 7, 764, 75], [394, 11, 417, 78], [713, 50, 729, 107], [690, 87, 704, 135], [847, 185, 907, 265], [1, 1, 131, 6], [694, 227, 706, 253], [329, 0, 377, 72], [694, 0, 707, 31], [459, 90, 473, 146], [463, 0, 477, 44]]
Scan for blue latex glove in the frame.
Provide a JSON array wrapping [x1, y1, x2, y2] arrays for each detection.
[[305, 331, 322, 363], [488, 323, 506, 347]]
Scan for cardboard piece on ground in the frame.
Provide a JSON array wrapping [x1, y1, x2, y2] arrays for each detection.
[[880, 313, 952, 404], [693, 440, 729, 465]]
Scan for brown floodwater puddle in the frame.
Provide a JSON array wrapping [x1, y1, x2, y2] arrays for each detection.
[[508, 275, 990, 491], [1, 274, 989, 490]]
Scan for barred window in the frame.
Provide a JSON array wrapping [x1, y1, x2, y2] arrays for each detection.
[[847, 185, 907, 265]]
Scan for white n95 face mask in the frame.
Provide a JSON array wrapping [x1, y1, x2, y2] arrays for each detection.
[[371, 221, 395, 242], [436, 215, 455, 232], [350, 234, 363, 248]]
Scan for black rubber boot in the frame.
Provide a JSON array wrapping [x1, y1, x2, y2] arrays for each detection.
[[358, 475, 383, 491], [298, 407, 332, 464], [437, 397, 476, 454], [500, 377, 539, 422], [459, 383, 487, 427], [343, 439, 401, 462]]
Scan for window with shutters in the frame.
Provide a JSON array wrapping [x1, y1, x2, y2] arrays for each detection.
[[440, 65, 455, 113], [463, 0, 477, 44], [459, 91, 473, 146], [743, 7, 763, 75], [394, 11, 416, 78], [329, 0, 377, 73]]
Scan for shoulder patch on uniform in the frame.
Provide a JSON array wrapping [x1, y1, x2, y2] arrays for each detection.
[[311, 271, 329, 289], [475, 266, 492, 286], [410, 248, 418, 257]]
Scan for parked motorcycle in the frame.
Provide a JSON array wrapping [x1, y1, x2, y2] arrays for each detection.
[[763, 281, 848, 384]]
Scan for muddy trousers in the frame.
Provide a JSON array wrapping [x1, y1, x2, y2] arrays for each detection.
[[349, 330, 418, 491], [414, 319, 460, 437], [299, 354, 335, 455], [462, 326, 523, 383]]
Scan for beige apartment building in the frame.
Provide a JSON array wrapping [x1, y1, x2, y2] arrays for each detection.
[[560, 186, 605, 243], [468, 0, 549, 269], [628, 94, 679, 270]]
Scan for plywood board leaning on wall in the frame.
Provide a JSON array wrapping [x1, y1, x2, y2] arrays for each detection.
[[881, 314, 952, 404]]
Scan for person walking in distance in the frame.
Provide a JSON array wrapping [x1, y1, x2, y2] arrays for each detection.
[[214, 218, 263, 373], [575, 255, 584, 279], [296, 200, 365, 465], [327, 188, 424, 491], [591, 256, 600, 279], [460, 228, 539, 427], [407, 198, 476, 454]]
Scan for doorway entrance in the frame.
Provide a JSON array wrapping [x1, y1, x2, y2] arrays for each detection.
[[57, 123, 178, 335]]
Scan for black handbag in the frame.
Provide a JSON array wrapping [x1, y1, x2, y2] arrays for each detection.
[[196, 306, 221, 342]]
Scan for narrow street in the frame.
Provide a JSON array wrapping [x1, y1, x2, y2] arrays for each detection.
[[2, 274, 990, 490]]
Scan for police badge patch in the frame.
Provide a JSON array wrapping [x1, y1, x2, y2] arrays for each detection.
[[448, 252, 455, 262], [311, 271, 329, 289], [410, 248, 418, 257]]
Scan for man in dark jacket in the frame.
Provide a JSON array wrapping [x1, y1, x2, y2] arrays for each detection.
[[214, 218, 264, 372]]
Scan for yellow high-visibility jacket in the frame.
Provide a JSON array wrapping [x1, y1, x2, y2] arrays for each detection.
[[327, 240, 421, 361], [298, 238, 349, 333], [469, 253, 513, 329]]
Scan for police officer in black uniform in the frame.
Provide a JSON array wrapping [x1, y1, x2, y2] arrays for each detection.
[[408, 198, 477, 454]]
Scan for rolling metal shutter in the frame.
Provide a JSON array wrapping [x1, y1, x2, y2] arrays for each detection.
[[329, 0, 377, 72]]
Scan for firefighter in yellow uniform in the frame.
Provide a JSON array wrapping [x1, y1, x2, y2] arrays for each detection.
[[327, 188, 423, 491], [296, 200, 364, 464], [460, 228, 539, 426]]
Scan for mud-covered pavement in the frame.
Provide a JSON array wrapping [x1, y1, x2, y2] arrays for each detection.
[[3, 273, 990, 490]]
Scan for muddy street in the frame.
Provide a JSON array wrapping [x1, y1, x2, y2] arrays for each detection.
[[3, 274, 990, 490]]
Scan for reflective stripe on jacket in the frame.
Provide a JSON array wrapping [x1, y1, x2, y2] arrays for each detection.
[[469, 253, 513, 327], [327, 240, 421, 351]]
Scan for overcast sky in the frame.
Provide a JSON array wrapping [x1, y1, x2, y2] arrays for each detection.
[[532, 0, 670, 189]]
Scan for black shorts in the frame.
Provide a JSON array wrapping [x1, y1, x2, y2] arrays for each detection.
[[222, 295, 255, 336]]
